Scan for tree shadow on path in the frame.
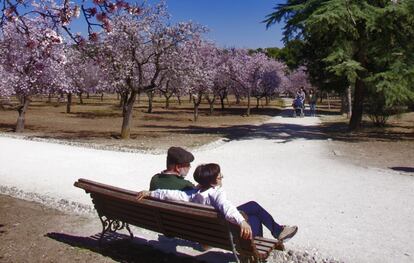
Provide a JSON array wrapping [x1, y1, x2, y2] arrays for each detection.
[[142, 109, 330, 143], [142, 108, 413, 143]]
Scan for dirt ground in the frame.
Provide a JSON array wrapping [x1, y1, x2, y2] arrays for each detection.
[[320, 110, 414, 171], [0, 194, 206, 263], [0, 95, 282, 151]]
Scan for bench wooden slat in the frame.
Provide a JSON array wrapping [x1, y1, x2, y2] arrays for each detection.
[[254, 236, 284, 251], [160, 211, 227, 228], [162, 221, 230, 241], [253, 240, 274, 249], [78, 179, 217, 212], [77, 179, 138, 196], [79, 182, 218, 219], [160, 217, 228, 235], [163, 227, 232, 250], [93, 198, 157, 218], [99, 205, 157, 223], [103, 212, 160, 232]]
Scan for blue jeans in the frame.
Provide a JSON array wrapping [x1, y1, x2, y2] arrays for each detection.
[[237, 201, 283, 238], [309, 103, 316, 116]]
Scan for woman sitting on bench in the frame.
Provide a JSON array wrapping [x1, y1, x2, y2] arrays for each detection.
[[137, 163, 298, 241]]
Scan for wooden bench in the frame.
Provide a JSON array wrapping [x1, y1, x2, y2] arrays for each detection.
[[74, 178, 284, 263]]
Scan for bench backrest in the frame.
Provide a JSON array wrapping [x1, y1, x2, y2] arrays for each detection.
[[74, 178, 258, 256]]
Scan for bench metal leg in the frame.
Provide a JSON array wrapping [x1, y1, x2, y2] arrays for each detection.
[[98, 215, 133, 246], [227, 228, 240, 263], [125, 223, 134, 240], [98, 215, 110, 246]]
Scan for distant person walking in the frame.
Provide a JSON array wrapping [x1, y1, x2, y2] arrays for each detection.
[[299, 87, 306, 113], [292, 88, 306, 117], [308, 89, 317, 117]]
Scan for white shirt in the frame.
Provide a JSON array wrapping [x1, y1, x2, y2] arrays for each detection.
[[150, 186, 246, 225]]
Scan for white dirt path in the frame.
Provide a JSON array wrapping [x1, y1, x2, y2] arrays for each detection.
[[0, 112, 413, 263]]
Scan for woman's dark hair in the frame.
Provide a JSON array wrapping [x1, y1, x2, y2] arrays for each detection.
[[193, 163, 220, 188]]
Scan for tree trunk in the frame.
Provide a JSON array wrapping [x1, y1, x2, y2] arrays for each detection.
[[220, 96, 225, 111], [246, 92, 251, 116], [79, 92, 84, 104], [236, 95, 240, 105], [86, 93, 90, 99], [48, 94, 52, 103], [120, 91, 129, 108], [256, 98, 260, 109], [121, 91, 137, 139], [265, 96, 270, 106], [192, 94, 202, 122], [349, 79, 365, 130], [177, 95, 182, 105], [147, 91, 154, 113], [66, 93, 72, 113], [163, 93, 172, 109], [119, 93, 124, 108], [189, 94, 192, 103], [100, 93, 104, 102], [340, 93, 347, 115], [194, 103, 199, 122], [327, 93, 331, 110], [206, 95, 216, 115], [347, 85, 352, 119], [15, 96, 30, 132], [165, 96, 170, 108]]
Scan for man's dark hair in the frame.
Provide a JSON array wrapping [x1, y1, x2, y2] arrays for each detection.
[[193, 163, 220, 187]]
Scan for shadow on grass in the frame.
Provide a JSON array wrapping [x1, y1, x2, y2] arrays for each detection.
[[46, 232, 235, 263], [68, 111, 123, 119], [390, 167, 414, 174], [0, 123, 15, 132], [2, 108, 411, 144]]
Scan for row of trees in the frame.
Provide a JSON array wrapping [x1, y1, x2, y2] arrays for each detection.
[[265, 0, 414, 130], [0, 1, 312, 138]]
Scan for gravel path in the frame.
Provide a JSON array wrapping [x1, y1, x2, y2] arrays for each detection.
[[1, 109, 413, 263]]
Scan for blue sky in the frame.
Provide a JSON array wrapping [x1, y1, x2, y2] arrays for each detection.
[[66, 0, 286, 48], [148, 0, 286, 49]]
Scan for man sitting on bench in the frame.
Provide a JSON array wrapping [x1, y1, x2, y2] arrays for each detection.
[[149, 146, 195, 191]]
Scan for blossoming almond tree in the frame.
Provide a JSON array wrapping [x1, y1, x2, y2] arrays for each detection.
[[98, 2, 204, 138], [0, 0, 140, 44], [0, 20, 68, 132], [251, 59, 287, 109], [207, 49, 234, 113], [64, 46, 110, 113], [229, 50, 277, 116], [181, 37, 219, 121], [286, 66, 313, 95]]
